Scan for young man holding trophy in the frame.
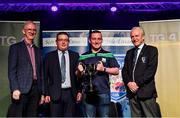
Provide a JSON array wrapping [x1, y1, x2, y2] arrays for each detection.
[[77, 30, 119, 117]]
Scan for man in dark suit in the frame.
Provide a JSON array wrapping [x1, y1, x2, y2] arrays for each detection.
[[7, 21, 44, 117], [122, 26, 161, 117], [44, 32, 81, 117]]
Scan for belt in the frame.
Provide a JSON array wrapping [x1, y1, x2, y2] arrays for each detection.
[[33, 80, 37, 84], [61, 87, 71, 90]]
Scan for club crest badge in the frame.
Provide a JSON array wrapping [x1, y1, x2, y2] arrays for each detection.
[[141, 57, 147, 63]]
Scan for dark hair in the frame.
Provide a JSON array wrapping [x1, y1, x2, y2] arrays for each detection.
[[89, 30, 102, 39], [56, 32, 70, 41]]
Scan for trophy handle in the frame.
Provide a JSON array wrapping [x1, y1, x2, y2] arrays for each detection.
[[89, 72, 93, 92]]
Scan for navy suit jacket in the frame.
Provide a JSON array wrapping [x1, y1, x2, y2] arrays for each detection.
[[44, 50, 79, 101], [8, 40, 44, 94], [122, 44, 158, 99]]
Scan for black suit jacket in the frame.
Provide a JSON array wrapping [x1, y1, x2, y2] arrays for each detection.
[[44, 50, 79, 101], [8, 40, 44, 94], [122, 44, 158, 99]]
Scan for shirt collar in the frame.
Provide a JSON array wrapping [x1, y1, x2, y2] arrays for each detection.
[[58, 50, 68, 54], [137, 43, 144, 50], [23, 39, 35, 48], [89, 48, 104, 54]]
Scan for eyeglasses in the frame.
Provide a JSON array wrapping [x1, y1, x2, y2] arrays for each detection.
[[57, 38, 69, 42]]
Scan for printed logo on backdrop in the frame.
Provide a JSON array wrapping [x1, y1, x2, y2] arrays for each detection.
[[101, 30, 132, 46], [43, 36, 88, 47], [0, 36, 17, 46], [148, 32, 178, 42], [42, 30, 89, 55]]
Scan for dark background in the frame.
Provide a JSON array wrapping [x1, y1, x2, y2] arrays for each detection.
[[1, 10, 180, 31]]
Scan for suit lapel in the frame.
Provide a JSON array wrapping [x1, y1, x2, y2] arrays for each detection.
[[136, 44, 147, 64], [68, 50, 73, 76], [34, 46, 40, 74], [129, 48, 134, 73], [21, 41, 32, 65], [130, 48, 136, 68], [55, 50, 61, 75]]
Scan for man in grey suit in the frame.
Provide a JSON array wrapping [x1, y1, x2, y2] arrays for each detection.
[[122, 26, 161, 117], [7, 21, 44, 117]]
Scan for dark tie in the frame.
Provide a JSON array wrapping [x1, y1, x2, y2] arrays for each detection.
[[133, 47, 138, 67], [132, 47, 139, 81], [61, 51, 66, 83]]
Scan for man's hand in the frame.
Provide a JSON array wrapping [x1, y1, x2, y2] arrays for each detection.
[[12, 90, 21, 100], [127, 82, 139, 93], [76, 62, 85, 77], [78, 63, 84, 72], [76, 92, 82, 103], [96, 61, 104, 72], [39, 95, 45, 105], [45, 96, 51, 103]]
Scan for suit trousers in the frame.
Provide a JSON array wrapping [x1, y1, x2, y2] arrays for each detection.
[[7, 80, 40, 117], [50, 88, 76, 117], [129, 95, 161, 117]]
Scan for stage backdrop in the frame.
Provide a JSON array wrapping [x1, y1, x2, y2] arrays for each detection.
[[42, 30, 132, 117], [140, 19, 180, 117], [0, 21, 40, 117]]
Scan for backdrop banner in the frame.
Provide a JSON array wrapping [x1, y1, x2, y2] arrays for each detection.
[[100, 30, 132, 117], [0, 21, 40, 117], [42, 30, 89, 56], [42, 30, 132, 117], [140, 19, 180, 117]]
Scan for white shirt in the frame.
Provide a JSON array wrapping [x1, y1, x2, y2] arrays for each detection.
[[58, 50, 71, 88], [136, 43, 144, 62], [132, 43, 144, 81]]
